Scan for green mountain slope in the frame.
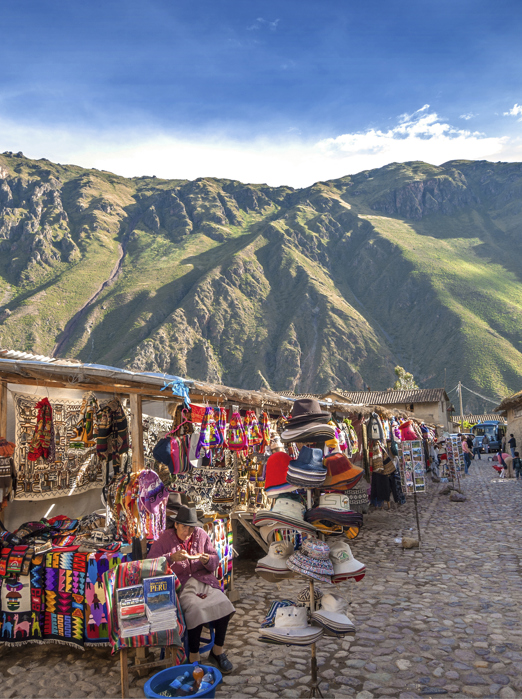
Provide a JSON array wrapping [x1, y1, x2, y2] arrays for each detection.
[[1, 152, 522, 411]]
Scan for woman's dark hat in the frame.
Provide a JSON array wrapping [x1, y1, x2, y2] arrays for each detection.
[[173, 505, 203, 527]]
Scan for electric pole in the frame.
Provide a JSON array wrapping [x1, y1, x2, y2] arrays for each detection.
[[458, 381, 464, 432]]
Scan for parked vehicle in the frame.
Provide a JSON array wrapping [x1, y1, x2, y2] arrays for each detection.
[[471, 421, 505, 453]]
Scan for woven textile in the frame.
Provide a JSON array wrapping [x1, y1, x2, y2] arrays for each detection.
[[0, 552, 45, 647], [85, 551, 128, 646], [43, 548, 88, 649], [14, 392, 105, 500], [103, 556, 185, 655]]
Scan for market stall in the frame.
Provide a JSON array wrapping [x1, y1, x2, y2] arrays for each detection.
[[0, 348, 439, 697]]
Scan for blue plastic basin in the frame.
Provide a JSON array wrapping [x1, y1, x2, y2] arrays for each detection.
[[144, 663, 223, 699]]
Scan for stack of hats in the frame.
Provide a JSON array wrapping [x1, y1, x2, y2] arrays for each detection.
[[281, 399, 336, 444], [258, 606, 323, 646], [253, 496, 317, 534], [286, 537, 334, 583], [305, 493, 363, 538], [311, 593, 356, 637], [286, 446, 327, 487], [327, 538, 366, 583], [323, 453, 364, 491], [255, 541, 296, 583], [264, 452, 296, 497]]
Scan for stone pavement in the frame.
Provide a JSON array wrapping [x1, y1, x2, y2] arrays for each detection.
[[2, 456, 522, 699]]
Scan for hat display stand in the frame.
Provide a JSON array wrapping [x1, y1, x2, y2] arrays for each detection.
[[306, 487, 324, 699]]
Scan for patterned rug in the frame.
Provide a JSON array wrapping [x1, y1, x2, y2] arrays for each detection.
[[85, 550, 128, 646], [0, 550, 45, 646], [13, 392, 105, 500], [43, 548, 88, 648]]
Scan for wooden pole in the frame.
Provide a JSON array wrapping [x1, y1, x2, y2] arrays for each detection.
[[0, 380, 7, 438], [412, 487, 422, 543], [458, 381, 464, 433], [0, 381, 8, 525], [129, 394, 144, 473]]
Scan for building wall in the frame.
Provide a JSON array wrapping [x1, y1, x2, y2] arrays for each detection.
[[506, 406, 522, 455]]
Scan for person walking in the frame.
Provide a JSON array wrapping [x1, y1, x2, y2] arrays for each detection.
[[513, 452, 522, 480], [461, 434, 472, 475], [472, 435, 482, 460], [508, 434, 517, 458], [482, 434, 490, 454]]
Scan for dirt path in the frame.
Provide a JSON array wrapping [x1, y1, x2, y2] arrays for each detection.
[[52, 223, 136, 359]]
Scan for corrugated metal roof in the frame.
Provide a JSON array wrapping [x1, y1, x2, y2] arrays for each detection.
[[329, 388, 449, 405], [451, 414, 507, 425], [0, 348, 81, 366]]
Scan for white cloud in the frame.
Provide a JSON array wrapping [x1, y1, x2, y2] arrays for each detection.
[[247, 17, 279, 31], [0, 108, 516, 189], [504, 104, 522, 118], [459, 113, 476, 120]]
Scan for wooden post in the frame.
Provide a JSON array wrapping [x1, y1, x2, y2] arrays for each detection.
[[129, 394, 144, 473], [120, 647, 129, 699], [0, 381, 8, 524], [0, 380, 7, 438]]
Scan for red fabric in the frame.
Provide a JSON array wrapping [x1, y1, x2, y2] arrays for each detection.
[[265, 452, 291, 489]]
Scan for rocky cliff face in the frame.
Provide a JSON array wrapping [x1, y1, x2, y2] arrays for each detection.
[[1, 153, 522, 411]]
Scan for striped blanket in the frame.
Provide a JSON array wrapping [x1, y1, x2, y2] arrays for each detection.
[[103, 556, 185, 656]]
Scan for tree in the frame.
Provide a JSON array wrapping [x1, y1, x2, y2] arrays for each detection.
[[392, 365, 419, 390]]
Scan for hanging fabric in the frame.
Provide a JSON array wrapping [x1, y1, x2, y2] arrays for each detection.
[[226, 412, 248, 452], [245, 410, 263, 447], [27, 397, 55, 462]]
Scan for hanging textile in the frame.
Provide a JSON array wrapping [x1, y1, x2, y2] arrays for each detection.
[[27, 397, 54, 462], [43, 548, 89, 649], [84, 550, 128, 646], [0, 550, 45, 647], [103, 557, 185, 654], [13, 392, 105, 501], [70, 392, 99, 448], [96, 398, 129, 470]]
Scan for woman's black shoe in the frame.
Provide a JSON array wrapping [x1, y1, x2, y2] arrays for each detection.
[[208, 649, 234, 674]]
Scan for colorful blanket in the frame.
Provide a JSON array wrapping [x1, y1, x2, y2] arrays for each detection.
[[43, 548, 88, 649], [85, 550, 128, 646], [0, 552, 45, 646], [103, 556, 185, 655]]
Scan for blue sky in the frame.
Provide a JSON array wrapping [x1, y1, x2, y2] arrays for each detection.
[[1, 0, 522, 186]]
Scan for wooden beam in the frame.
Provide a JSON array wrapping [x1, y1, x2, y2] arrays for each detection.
[[0, 373, 172, 399], [0, 380, 7, 438], [129, 394, 144, 472]]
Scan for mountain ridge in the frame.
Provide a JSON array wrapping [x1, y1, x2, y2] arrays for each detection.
[[1, 152, 522, 412]]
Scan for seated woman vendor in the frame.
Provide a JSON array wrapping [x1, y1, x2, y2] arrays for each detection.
[[148, 505, 235, 674]]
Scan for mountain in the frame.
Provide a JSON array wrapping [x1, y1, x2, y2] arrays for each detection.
[[1, 152, 522, 412]]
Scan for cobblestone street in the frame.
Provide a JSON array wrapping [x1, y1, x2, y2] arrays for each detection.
[[2, 457, 522, 699]]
